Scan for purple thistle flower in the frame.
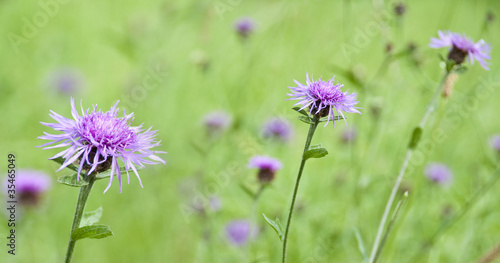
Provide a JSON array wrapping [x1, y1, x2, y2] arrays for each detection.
[[47, 68, 85, 96], [490, 135, 500, 153], [225, 220, 255, 246], [429, 30, 491, 70], [341, 126, 357, 143], [38, 98, 166, 193], [262, 117, 293, 142], [248, 156, 282, 183], [234, 17, 255, 38], [203, 111, 232, 135], [3, 169, 51, 206], [424, 163, 453, 186], [288, 74, 361, 127]]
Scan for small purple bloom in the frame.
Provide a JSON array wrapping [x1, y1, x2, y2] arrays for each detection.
[[429, 30, 491, 70], [288, 74, 361, 127], [424, 163, 453, 185], [248, 156, 282, 183], [3, 169, 51, 206], [226, 220, 255, 246], [47, 68, 85, 95], [38, 98, 166, 193], [342, 127, 357, 143], [262, 117, 293, 142], [203, 111, 232, 134], [490, 135, 500, 153], [234, 17, 255, 38]]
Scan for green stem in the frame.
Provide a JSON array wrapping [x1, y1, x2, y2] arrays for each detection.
[[65, 174, 96, 263], [282, 116, 320, 263], [368, 70, 450, 263]]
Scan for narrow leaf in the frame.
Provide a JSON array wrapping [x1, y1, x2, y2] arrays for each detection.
[[51, 157, 79, 172], [239, 183, 256, 199], [71, 224, 113, 241], [297, 116, 314, 124], [262, 214, 284, 241], [353, 228, 369, 263], [303, 148, 328, 160], [292, 107, 309, 116], [80, 207, 103, 227], [57, 173, 88, 187], [408, 127, 423, 149]]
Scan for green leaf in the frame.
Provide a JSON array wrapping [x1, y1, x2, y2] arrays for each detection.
[[57, 173, 88, 187], [51, 157, 79, 172], [303, 147, 328, 160], [408, 126, 423, 149], [297, 116, 314, 124], [262, 214, 284, 241], [71, 224, 113, 241], [80, 207, 103, 227], [445, 59, 456, 73], [320, 115, 344, 122], [292, 107, 309, 116], [454, 65, 468, 74], [353, 228, 369, 263]]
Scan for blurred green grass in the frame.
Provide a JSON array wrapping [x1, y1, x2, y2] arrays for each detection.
[[1, 0, 500, 262]]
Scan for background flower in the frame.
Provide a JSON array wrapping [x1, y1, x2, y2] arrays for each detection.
[[3, 169, 52, 206], [424, 163, 453, 186]]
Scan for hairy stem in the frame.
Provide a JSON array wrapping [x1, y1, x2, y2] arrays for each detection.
[[282, 116, 320, 263]]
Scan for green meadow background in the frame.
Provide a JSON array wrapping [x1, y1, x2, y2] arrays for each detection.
[[1, 0, 500, 262]]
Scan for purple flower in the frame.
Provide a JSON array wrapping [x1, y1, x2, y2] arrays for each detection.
[[234, 17, 255, 38], [248, 156, 282, 183], [490, 135, 500, 153], [288, 74, 361, 127], [38, 98, 166, 193], [424, 163, 453, 185], [203, 111, 232, 134], [341, 127, 357, 143], [3, 169, 51, 206], [226, 220, 255, 246], [429, 30, 491, 70], [47, 68, 85, 95], [262, 117, 293, 142]]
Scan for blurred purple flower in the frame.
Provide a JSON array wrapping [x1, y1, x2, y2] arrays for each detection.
[[248, 156, 282, 183], [262, 117, 293, 142], [288, 74, 361, 127], [47, 68, 85, 95], [490, 135, 500, 153], [234, 17, 255, 38], [203, 111, 232, 135], [3, 169, 51, 206], [430, 30, 491, 70], [424, 163, 453, 185], [38, 98, 166, 193], [226, 220, 255, 246], [342, 127, 357, 143]]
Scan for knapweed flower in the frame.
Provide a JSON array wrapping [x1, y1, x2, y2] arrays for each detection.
[[39, 98, 166, 193], [262, 117, 293, 142], [3, 170, 51, 206], [490, 135, 500, 153], [424, 163, 453, 186], [203, 111, 232, 135], [234, 17, 255, 38], [47, 68, 85, 96], [288, 74, 361, 126], [429, 30, 491, 70], [341, 127, 357, 143], [225, 220, 255, 246], [248, 156, 282, 184]]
